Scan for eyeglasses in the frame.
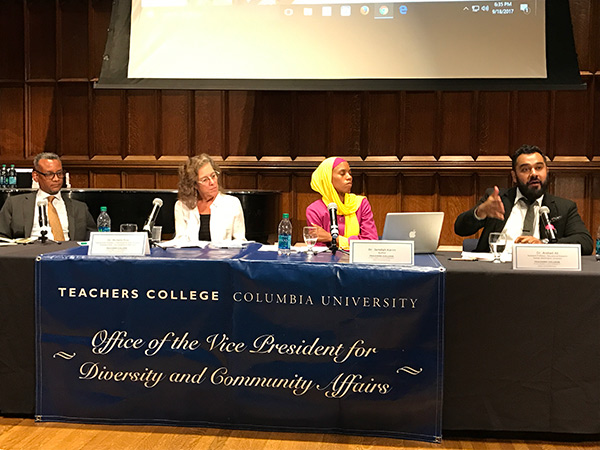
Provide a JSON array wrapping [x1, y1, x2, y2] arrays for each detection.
[[198, 172, 219, 185], [34, 169, 65, 180]]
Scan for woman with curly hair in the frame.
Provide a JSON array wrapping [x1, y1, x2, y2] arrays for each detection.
[[174, 154, 245, 242]]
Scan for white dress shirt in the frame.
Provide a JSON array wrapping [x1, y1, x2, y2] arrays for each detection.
[[502, 189, 543, 246], [174, 192, 246, 242], [31, 190, 70, 240]]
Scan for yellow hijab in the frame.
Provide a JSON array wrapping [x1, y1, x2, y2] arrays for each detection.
[[310, 157, 364, 249]]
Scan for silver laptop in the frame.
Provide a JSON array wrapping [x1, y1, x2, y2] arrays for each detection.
[[381, 212, 444, 253]]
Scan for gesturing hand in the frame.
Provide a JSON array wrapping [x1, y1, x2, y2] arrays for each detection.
[[475, 186, 505, 220]]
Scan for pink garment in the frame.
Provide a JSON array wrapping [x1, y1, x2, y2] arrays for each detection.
[[305, 198, 378, 244]]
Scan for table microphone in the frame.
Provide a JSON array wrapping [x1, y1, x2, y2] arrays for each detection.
[[539, 206, 558, 243], [37, 200, 49, 243], [328, 202, 339, 255], [143, 198, 163, 234]]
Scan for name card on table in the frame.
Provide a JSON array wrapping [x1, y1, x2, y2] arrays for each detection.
[[350, 240, 414, 265], [88, 232, 150, 256], [512, 244, 581, 271]]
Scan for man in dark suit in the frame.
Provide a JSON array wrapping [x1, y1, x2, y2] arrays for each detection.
[[454, 145, 593, 255], [0, 152, 96, 241]]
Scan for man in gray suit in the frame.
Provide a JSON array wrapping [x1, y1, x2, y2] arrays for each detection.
[[0, 152, 96, 241]]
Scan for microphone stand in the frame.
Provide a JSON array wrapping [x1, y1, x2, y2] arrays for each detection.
[[329, 237, 338, 255]]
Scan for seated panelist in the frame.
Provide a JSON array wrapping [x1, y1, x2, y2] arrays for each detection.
[[306, 157, 378, 250], [0, 152, 96, 241], [174, 154, 246, 242], [454, 145, 593, 255]]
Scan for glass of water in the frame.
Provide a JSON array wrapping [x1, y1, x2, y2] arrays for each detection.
[[488, 232, 507, 263], [303, 226, 318, 256]]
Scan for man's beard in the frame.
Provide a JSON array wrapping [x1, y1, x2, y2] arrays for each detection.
[[517, 177, 547, 202]]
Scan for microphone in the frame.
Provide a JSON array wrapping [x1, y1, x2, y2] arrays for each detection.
[[143, 198, 164, 234], [37, 200, 49, 243], [37, 200, 48, 228], [539, 206, 558, 243], [327, 202, 339, 254]]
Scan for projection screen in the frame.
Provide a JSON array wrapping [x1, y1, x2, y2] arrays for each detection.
[[97, 0, 583, 90]]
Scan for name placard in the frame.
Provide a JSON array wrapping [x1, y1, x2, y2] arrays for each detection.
[[88, 232, 150, 256], [350, 240, 414, 265], [512, 244, 581, 271]]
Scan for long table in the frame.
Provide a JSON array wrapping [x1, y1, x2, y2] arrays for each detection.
[[1, 244, 599, 436]]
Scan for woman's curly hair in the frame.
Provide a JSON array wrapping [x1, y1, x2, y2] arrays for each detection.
[[177, 154, 222, 209]]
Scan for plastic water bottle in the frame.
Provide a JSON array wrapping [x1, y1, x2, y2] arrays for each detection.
[[8, 164, 17, 188], [0, 164, 6, 188], [277, 213, 292, 255], [596, 225, 600, 261], [97, 206, 111, 232]]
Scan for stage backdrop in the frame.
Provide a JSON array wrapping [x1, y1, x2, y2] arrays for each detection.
[[36, 245, 444, 442]]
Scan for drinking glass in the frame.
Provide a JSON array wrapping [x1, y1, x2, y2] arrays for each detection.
[[303, 226, 318, 256], [488, 232, 507, 263], [120, 223, 137, 232]]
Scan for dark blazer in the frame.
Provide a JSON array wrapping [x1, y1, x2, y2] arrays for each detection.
[[454, 186, 594, 255], [0, 192, 97, 241]]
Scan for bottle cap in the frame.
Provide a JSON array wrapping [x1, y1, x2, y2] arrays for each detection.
[[100, 206, 107, 212], [282, 213, 289, 219]]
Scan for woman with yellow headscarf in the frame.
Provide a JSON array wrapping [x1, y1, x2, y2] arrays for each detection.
[[306, 157, 378, 250]]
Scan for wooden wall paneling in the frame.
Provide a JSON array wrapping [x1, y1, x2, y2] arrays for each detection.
[[66, 169, 90, 188], [295, 92, 328, 157], [26, 0, 56, 80], [27, 84, 56, 155], [127, 90, 158, 157], [400, 175, 436, 212], [552, 81, 590, 158], [57, 82, 89, 156], [403, 91, 437, 158], [227, 91, 258, 159], [123, 170, 160, 189], [513, 91, 550, 154], [569, 0, 593, 72], [476, 91, 511, 157], [157, 172, 179, 190], [364, 174, 399, 237], [90, 170, 122, 188], [294, 173, 313, 242], [91, 89, 124, 157], [222, 171, 257, 190], [259, 91, 292, 158], [160, 90, 192, 158], [553, 173, 589, 224], [89, 0, 112, 80], [329, 92, 361, 157], [0, 87, 25, 156], [439, 92, 475, 158], [593, 76, 600, 160], [477, 173, 512, 196], [194, 90, 224, 158], [258, 173, 291, 242], [0, 1, 24, 81], [362, 92, 399, 157], [591, 175, 600, 238], [439, 175, 474, 246], [57, 0, 89, 80]]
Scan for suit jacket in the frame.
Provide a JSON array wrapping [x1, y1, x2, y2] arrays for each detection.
[[454, 186, 593, 255], [0, 192, 97, 241]]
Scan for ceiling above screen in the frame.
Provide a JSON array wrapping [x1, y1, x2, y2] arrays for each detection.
[[96, 0, 584, 91]]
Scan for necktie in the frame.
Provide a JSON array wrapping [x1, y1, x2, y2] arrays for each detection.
[[47, 196, 65, 241], [520, 198, 536, 236]]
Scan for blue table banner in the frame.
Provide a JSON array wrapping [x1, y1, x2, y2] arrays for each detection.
[[36, 244, 445, 442]]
